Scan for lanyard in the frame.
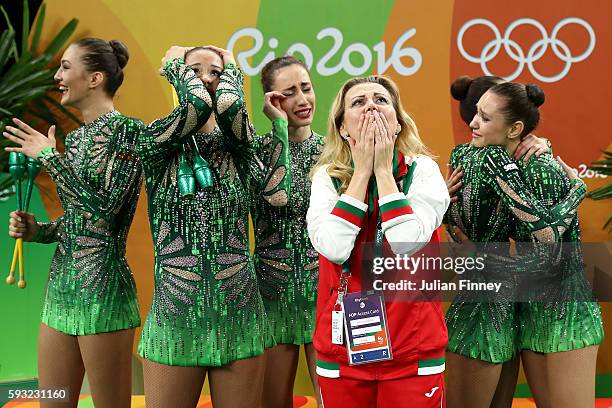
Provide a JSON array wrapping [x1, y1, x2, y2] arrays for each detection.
[[335, 201, 384, 308], [332, 158, 415, 308]]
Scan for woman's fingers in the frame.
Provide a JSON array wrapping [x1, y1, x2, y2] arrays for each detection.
[[377, 112, 394, 148], [4, 126, 28, 141], [556, 156, 578, 180], [358, 112, 371, 146], [263, 92, 287, 120], [446, 164, 464, 199], [366, 115, 376, 145], [453, 226, 470, 243], [8, 213, 26, 236], [205, 45, 235, 65], [47, 125, 56, 143], [8, 211, 35, 238], [448, 166, 463, 185], [9, 217, 21, 229], [12, 118, 36, 134], [9, 224, 25, 233], [205, 45, 224, 54], [266, 91, 286, 106], [372, 112, 382, 142], [446, 164, 453, 180], [378, 111, 392, 139], [263, 91, 274, 106], [357, 112, 365, 139], [514, 134, 537, 159], [3, 131, 25, 145]]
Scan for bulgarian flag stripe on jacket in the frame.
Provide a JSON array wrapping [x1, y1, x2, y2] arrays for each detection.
[[331, 195, 366, 227], [379, 194, 414, 222]]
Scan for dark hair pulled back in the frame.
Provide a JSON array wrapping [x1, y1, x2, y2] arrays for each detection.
[[450, 75, 504, 126], [75, 37, 129, 97], [261, 56, 310, 92], [488, 82, 545, 138]]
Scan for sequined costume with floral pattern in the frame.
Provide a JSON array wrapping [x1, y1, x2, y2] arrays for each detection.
[[137, 62, 291, 366], [444, 144, 587, 363], [513, 153, 603, 353], [33, 111, 143, 335], [252, 131, 324, 345]]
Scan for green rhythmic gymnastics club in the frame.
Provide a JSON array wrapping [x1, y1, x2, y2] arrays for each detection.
[[7, 152, 26, 288], [189, 136, 213, 189]]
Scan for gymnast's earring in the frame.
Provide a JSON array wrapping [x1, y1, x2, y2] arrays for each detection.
[[395, 124, 401, 135], [339, 123, 350, 141]]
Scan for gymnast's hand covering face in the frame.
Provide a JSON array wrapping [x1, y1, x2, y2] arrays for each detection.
[[159, 45, 194, 75]]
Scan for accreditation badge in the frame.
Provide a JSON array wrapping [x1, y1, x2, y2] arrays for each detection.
[[342, 290, 393, 365]]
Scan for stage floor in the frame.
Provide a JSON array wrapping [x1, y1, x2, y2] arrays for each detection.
[[4, 396, 612, 407]]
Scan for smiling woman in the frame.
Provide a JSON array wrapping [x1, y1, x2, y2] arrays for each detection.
[[4, 37, 143, 408]]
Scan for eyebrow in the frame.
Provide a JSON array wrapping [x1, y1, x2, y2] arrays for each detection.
[[477, 106, 492, 118], [351, 92, 389, 101], [189, 63, 222, 70], [60, 59, 70, 64]]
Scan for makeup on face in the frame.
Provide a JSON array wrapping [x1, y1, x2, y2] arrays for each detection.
[[469, 91, 517, 148], [341, 83, 398, 141], [272, 64, 315, 128], [54, 45, 92, 107], [186, 49, 223, 94]]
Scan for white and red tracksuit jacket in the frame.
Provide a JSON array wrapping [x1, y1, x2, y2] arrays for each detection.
[[307, 153, 450, 380]]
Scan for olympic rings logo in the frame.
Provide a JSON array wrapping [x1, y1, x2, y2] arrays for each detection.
[[457, 17, 596, 83]]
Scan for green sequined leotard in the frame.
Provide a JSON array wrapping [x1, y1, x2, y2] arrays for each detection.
[[137, 62, 291, 366], [445, 144, 587, 363], [514, 153, 603, 353], [34, 111, 143, 335], [252, 131, 324, 345]]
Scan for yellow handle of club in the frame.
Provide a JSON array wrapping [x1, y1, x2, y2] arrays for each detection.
[[7, 241, 18, 284], [17, 239, 25, 288]]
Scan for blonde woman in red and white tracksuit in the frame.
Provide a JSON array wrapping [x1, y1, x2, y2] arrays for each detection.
[[307, 76, 450, 407]]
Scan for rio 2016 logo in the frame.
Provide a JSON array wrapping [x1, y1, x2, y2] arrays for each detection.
[[457, 17, 596, 83], [226, 27, 422, 77]]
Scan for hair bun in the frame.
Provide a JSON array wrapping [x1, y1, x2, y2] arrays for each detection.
[[109, 40, 129, 69], [525, 84, 545, 107], [450, 75, 473, 101]]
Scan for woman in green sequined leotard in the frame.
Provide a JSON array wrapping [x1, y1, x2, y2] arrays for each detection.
[[445, 78, 602, 408], [6, 38, 143, 408], [254, 57, 324, 408], [137, 46, 291, 408]]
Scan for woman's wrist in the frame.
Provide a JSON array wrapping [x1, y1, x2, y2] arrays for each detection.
[[375, 169, 398, 197], [374, 165, 393, 178], [352, 168, 371, 180]]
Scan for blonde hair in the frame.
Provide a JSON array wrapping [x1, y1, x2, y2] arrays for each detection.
[[312, 75, 434, 194]]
